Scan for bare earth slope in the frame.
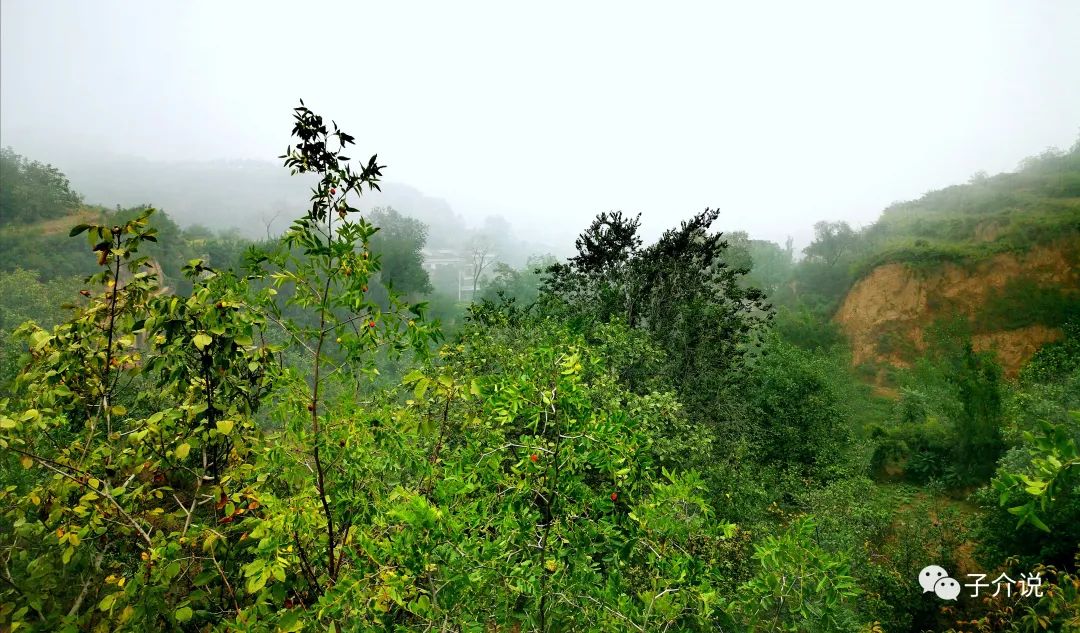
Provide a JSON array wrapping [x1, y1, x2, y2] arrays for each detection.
[[835, 240, 1079, 377]]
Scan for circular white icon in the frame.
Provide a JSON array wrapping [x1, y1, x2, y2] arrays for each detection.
[[918, 565, 949, 593], [934, 576, 961, 600]]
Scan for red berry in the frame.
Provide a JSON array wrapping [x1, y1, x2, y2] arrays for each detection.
[[368, 320, 376, 328], [610, 492, 618, 502], [330, 187, 336, 195], [530, 454, 538, 463]]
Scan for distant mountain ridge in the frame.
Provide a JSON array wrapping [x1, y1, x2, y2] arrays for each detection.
[[47, 154, 555, 266]]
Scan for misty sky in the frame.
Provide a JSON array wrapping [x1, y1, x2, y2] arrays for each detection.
[[2, 1, 1079, 249]]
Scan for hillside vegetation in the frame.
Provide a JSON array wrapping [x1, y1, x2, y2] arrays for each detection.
[[862, 148, 1080, 271], [771, 143, 1080, 380], [0, 109, 1078, 632]]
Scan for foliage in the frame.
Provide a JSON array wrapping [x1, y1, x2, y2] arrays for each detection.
[[944, 556, 1080, 633], [0, 207, 272, 631], [973, 330, 1080, 576], [542, 208, 772, 426], [368, 206, 433, 297], [478, 255, 557, 307], [773, 305, 846, 351], [0, 217, 105, 281], [976, 279, 1080, 333], [1, 103, 1077, 633], [738, 335, 854, 478], [0, 103, 814, 633], [992, 415, 1080, 534], [0, 270, 82, 394], [722, 231, 794, 296], [107, 206, 190, 288], [0, 147, 83, 225], [1020, 323, 1080, 385], [884, 320, 1007, 485], [728, 517, 861, 632], [804, 221, 858, 268]]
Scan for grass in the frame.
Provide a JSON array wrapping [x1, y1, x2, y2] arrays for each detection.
[[843, 149, 1080, 281]]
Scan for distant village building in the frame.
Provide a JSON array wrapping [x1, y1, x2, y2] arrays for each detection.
[[421, 248, 478, 301]]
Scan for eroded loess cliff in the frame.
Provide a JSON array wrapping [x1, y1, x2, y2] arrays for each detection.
[[834, 240, 1079, 378]]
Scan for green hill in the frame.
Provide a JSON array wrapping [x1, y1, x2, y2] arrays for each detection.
[[856, 145, 1080, 275], [779, 143, 1080, 379]]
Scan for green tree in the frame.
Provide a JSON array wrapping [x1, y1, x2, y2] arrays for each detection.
[[804, 221, 857, 267], [368, 206, 433, 297], [741, 336, 854, 477], [478, 254, 557, 306], [542, 209, 772, 421], [0, 147, 82, 225], [920, 320, 1006, 483], [0, 102, 881, 633]]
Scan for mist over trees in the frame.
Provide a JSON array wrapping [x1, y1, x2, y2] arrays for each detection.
[[0, 147, 82, 224], [0, 105, 1077, 632]]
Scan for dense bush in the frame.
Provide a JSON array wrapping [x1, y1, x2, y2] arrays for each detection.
[[0, 104, 829, 632], [738, 336, 854, 479], [0, 269, 82, 394]]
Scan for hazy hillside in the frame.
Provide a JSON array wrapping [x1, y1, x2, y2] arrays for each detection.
[[1, 120, 1078, 633], [3, 3, 1079, 629], [776, 143, 1080, 380], [48, 154, 559, 265], [855, 145, 1080, 273]]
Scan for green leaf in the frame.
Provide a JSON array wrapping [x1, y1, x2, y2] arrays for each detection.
[[175, 606, 193, 622], [246, 572, 267, 594], [278, 610, 303, 632], [69, 224, 93, 237], [176, 443, 191, 459], [165, 560, 181, 580], [244, 559, 265, 577], [193, 333, 212, 350], [216, 420, 234, 436], [1028, 513, 1051, 533]]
